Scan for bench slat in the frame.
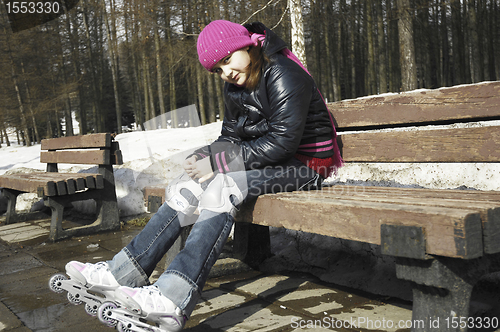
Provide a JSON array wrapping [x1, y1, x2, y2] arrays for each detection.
[[322, 186, 500, 254], [40, 150, 111, 165], [340, 126, 500, 162], [240, 193, 483, 259], [324, 185, 500, 202], [0, 173, 104, 197], [41, 133, 111, 150], [329, 81, 500, 130]]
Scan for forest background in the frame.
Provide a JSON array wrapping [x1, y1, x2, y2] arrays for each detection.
[[0, 0, 499, 146]]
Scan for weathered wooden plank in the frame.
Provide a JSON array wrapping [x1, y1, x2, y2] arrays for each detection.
[[319, 186, 500, 254], [143, 185, 167, 203], [66, 179, 76, 195], [55, 180, 67, 196], [339, 126, 500, 162], [85, 176, 96, 189], [278, 187, 500, 254], [0, 174, 54, 195], [322, 185, 500, 202], [0, 172, 104, 196], [40, 150, 111, 165], [41, 133, 111, 150], [111, 142, 123, 165], [243, 194, 483, 258], [75, 178, 86, 191], [292, 189, 499, 211], [328, 81, 500, 129]]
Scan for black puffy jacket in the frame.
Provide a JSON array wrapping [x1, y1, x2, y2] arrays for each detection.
[[193, 22, 335, 172]]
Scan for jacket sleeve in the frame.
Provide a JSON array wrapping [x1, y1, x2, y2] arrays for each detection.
[[186, 105, 245, 174], [238, 62, 313, 169]]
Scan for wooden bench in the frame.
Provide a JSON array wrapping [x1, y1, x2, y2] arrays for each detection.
[[145, 82, 500, 331], [0, 133, 123, 241]]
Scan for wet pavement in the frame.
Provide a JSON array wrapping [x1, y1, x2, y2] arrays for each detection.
[[0, 214, 493, 332]]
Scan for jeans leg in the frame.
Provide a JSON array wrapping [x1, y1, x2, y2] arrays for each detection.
[[108, 202, 183, 287], [154, 210, 233, 317], [140, 159, 321, 316]]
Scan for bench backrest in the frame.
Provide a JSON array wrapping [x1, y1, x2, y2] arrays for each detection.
[[328, 82, 500, 163], [40, 133, 123, 171]]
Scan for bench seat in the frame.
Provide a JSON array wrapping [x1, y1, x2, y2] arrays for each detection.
[[0, 172, 104, 197], [0, 133, 122, 241]]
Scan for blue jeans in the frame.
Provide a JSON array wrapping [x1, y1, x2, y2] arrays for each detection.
[[107, 158, 322, 317]]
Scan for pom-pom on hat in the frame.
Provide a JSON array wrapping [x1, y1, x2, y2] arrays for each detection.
[[197, 20, 256, 72]]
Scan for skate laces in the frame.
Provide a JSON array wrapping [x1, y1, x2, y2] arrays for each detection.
[[86, 262, 119, 287], [143, 285, 161, 295]]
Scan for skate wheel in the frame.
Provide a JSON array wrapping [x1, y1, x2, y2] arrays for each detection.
[[117, 322, 133, 332], [98, 302, 118, 327], [67, 292, 83, 305], [48, 274, 67, 293], [85, 303, 99, 317]]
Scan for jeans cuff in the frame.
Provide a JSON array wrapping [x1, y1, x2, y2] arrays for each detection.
[[154, 271, 200, 318], [107, 249, 149, 287]]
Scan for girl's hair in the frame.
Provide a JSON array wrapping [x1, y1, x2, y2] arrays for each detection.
[[244, 43, 269, 91]]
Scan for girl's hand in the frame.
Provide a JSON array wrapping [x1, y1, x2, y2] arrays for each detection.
[[193, 157, 214, 183], [183, 155, 198, 178]]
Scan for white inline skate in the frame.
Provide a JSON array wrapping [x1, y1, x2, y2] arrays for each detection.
[[48, 261, 120, 316], [98, 285, 185, 332]]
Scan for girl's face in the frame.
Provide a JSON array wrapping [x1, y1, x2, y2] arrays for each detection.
[[212, 48, 251, 86]]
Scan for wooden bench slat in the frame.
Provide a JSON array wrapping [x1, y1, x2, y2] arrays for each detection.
[[329, 81, 500, 129], [340, 125, 500, 162], [324, 185, 500, 202], [297, 188, 500, 211], [243, 194, 482, 259], [40, 150, 111, 165], [41, 133, 111, 150], [0, 172, 104, 197]]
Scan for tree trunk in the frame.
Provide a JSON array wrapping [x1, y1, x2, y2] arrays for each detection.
[[467, 0, 482, 82], [7, 52, 31, 146], [104, 3, 122, 133], [397, 0, 417, 91], [20, 61, 40, 143], [154, 25, 166, 117], [196, 65, 207, 125], [451, 0, 465, 84], [66, 4, 86, 135], [289, 0, 307, 67], [366, 0, 377, 95], [440, 0, 451, 86], [350, 0, 357, 98], [82, 3, 101, 133], [376, 0, 388, 93]]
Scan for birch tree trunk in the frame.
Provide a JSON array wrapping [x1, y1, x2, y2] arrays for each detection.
[[289, 0, 307, 67]]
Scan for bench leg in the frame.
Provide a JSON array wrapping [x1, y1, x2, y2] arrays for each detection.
[[395, 256, 491, 332], [3, 189, 20, 224], [46, 198, 65, 241], [45, 194, 121, 241], [2, 189, 50, 224]]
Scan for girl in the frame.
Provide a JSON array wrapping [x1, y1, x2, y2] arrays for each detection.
[[54, 20, 342, 332]]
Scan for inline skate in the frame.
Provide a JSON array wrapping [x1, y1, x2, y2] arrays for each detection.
[[98, 285, 185, 332], [48, 261, 120, 316]]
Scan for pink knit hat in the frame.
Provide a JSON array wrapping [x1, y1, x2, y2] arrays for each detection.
[[197, 20, 255, 72]]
